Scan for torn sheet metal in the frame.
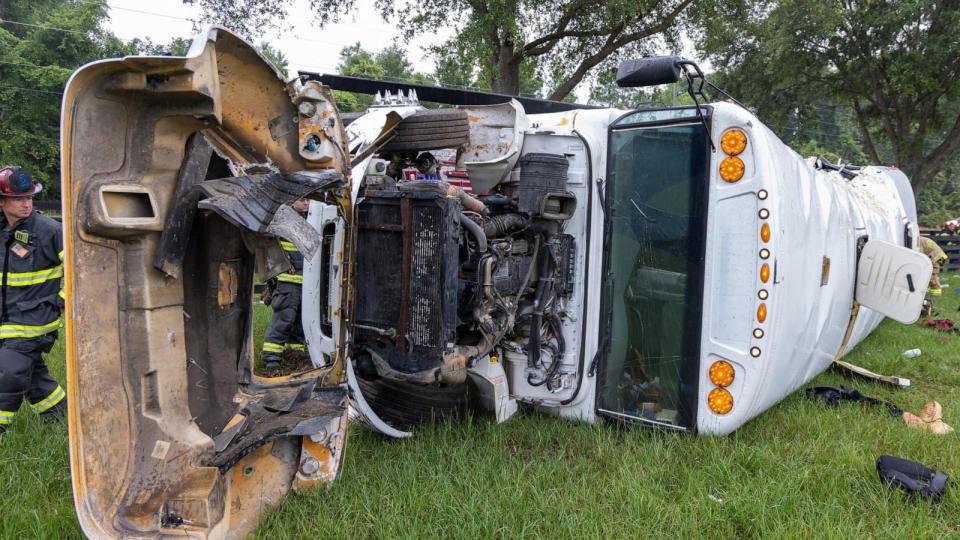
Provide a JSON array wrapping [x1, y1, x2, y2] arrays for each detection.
[[198, 169, 343, 258], [208, 385, 347, 470], [266, 204, 322, 260], [198, 170, 343, 232]]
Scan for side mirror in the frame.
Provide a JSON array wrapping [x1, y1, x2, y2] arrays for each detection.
[[616, 56, 683, 88]]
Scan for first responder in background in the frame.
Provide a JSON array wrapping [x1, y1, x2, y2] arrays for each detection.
[[0, 167, 66, 433], [260, 198, 310, 372], [920, 236, 949, 297]]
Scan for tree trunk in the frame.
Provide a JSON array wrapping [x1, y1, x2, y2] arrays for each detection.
[[490, 39, 520, 95]]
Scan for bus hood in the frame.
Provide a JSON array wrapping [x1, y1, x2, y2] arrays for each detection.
[[61, 27, 355, 538]]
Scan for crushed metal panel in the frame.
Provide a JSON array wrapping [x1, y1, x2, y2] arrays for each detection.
[[62, 26, 353, 540], [197, 169, 343, 259], [266, 204, 322, 260]]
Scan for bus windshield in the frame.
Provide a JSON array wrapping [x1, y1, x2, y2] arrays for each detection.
[[598, 118, 710, 430]]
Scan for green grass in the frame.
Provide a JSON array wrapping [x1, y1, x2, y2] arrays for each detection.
[[2, 275, 959, 538]]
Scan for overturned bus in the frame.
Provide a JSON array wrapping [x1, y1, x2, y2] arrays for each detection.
[[61, 28, 931, 538]]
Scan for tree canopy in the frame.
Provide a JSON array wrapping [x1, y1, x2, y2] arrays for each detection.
[[332, 43, 436, 111], [0, 0, 136, 199], [187, 0, 695, 100], [694, 0, 960, 193]]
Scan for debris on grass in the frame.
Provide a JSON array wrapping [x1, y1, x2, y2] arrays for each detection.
[[903, 401, 954, 435], [925, 319, 958, 333]]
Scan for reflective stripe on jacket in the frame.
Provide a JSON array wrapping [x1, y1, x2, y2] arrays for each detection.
[[0, 212, 63, 338], [279, 240, 304, 272], [276, 238, 303, 285]]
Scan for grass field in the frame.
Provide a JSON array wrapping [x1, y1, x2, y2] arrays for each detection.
[[1, 275, 958, 539]]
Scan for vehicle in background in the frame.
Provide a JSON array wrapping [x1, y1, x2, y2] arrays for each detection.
[[62, 29, 930, 538]]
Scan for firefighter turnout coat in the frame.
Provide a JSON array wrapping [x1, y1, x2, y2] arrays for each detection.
[[0, 211, 66, 428], [261, 239, 306, 365]]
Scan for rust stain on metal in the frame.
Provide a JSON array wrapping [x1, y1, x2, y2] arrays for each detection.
[[225, 442, 299, 537], [217, 261, 239, 307]]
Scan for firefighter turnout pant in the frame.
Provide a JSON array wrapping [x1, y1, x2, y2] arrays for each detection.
[[0, 333, 65, 430], [261, 281, 305, 368]]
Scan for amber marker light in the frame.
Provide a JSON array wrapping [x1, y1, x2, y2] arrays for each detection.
[[719, 157, 745, 182], [721, 129, 748, 156], [708, 387, 734, 415], [761, 223, 771, 243], [709, 360, 735, 387], [760, 263, 770, 283], [757, 303, 767, 323]]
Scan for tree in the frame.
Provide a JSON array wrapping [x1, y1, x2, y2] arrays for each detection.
[[916, 158, 960, 226], [187, 0, 694, 100], [333, 43, 436, 112], [0, 0, 137, 200], [257, 41, 290, 74], [694, 0, 960, 192]]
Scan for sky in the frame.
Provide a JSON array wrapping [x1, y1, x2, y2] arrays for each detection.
[[104, 0, 455, 82]]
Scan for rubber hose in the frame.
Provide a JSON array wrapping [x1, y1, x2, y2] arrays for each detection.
[[482, 213, 526, 238], [527, 243, 553, 368], [459, 213, 488, 252]]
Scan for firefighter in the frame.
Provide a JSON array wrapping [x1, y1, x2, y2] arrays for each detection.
[[920, 236, 949, 296], [260, 198, 310, 371], [0, 167, 66, 433]]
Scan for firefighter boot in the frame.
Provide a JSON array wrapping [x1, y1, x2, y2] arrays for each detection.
[[39, 398, 67, 422]]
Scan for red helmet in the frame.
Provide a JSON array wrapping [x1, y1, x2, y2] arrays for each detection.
[[0, 166, 42, 197]]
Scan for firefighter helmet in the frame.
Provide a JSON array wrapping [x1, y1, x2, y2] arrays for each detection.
[[0, 166, 43, 197]]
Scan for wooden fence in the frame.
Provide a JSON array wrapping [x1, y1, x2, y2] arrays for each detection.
[[923, 232, 960, 272]]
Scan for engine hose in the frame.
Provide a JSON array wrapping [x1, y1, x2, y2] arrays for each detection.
[[459, 212, 488, 252], [527, 342, 561, 387], [527, 316, 566, 387], [546, 315, 566, 378], [482, 255, 496, 302], [448, 184, 488, 214], [478, 194, 514, 208], [527, 243, 553, 369], [515, 236, 541, 302], [528, 313, 542, 368], [482, 213, 527, 238]]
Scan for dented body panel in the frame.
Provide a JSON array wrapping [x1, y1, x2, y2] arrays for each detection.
[[63, 28, 354, 539]]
